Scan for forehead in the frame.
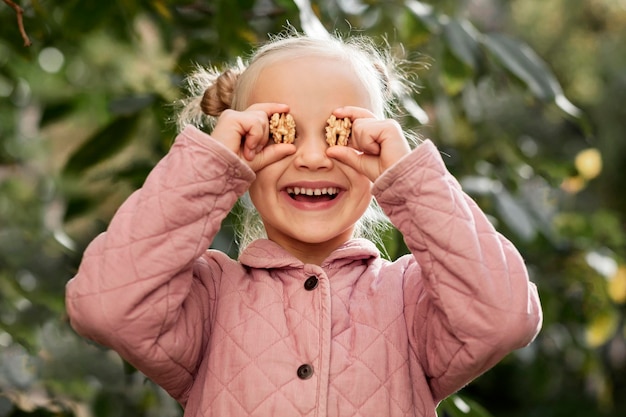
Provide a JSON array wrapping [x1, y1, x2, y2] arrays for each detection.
[[247, 55, 374, 111]]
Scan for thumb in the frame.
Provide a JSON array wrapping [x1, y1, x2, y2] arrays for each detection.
[[326, 146, 372, 179], [249, 144, 295, 171]]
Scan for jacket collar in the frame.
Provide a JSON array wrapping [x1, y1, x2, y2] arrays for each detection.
[[238, 238, 380, 269]]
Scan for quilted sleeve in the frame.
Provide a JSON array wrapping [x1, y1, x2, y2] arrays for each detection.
[[372, 140, 542, 402], [65, 125, 255, 403]]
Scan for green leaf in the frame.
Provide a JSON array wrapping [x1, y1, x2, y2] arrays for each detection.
[[293, 0, 330, 38], [394, 6, 435, 48], [40, 100, 76, 127], [62, 115, 139, 176], [441, 46, 473, 96], [482, 33, 582, 118], [482, 33, 558, 100], [493, 187, 537, 242], [442, 18, 481, 69], [109, 94, 155, 116], [401, 95, 430, 124], [111, 160, 155, 189], [63, 194, 99, 222], [63, 0, 119, 35], [404, 0, 439, 33], [438, 394, 495, 417]]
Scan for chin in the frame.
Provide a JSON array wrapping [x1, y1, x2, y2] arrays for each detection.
[[295, 230, 354, 246]]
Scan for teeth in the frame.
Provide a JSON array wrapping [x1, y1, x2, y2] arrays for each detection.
[[286, 187, 338, 196]]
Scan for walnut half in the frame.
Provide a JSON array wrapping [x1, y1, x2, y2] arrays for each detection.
[[325, 115, 351, 147], [269, 113, 296, 144]]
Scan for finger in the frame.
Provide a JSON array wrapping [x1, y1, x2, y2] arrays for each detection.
[[325, 145, 359, 168], [332, 106, 376, 120], [349, 119, 387, 155], [331, 107, 381, 154], [328, 116, 412, 181], [249, 143, 296, 171], [210, 110, 265, 153], [350, 118, 383, 155], [326, 146, 377, 182], [246, 102, 290, 114], [241, 114, 269, 160], [352, 118, 410, 157], [219, 110, 264, 161], [210, 110, 250, 154], [242, 103, 291, 160]]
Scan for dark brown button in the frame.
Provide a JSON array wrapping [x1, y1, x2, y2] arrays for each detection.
[[304, 276, 318, 291], [297, 364, 313, 380]]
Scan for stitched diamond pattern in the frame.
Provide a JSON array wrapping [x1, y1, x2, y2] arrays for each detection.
[[66, 129, 541, 417]]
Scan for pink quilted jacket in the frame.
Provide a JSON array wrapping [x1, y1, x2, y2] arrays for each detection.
[[66, 126, 542, 417]]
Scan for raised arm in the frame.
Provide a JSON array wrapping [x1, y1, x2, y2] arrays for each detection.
[[373, 140, 542, 402], [65, 125, 254, 401]]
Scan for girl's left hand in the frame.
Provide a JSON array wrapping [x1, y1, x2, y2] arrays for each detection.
[[325, 107, 411, 182]]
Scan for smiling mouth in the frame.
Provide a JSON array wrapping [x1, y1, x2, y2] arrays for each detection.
[[286, 187, 339, 202]]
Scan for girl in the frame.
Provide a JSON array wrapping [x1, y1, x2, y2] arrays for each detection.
[[66, 32, 542, 417]]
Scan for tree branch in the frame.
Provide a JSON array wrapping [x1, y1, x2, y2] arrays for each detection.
[[3, 0, 32, 46]]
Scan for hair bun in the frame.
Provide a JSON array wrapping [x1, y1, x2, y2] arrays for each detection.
[[200, 68, 242, 116]]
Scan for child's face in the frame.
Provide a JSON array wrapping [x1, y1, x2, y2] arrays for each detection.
[[247, 56, 373, 261]]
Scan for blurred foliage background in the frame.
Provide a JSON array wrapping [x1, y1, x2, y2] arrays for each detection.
[[1, 0, 625, 416]]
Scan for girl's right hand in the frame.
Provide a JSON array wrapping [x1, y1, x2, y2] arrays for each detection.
[[209, 103, 296, 172]]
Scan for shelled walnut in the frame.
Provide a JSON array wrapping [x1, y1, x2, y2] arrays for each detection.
[[269, 112, 296, 144], [325, 115, 351, 147]]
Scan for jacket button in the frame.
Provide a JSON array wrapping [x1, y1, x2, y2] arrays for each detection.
[[304, 276, 318, 291], [297, 364, 313, 380]]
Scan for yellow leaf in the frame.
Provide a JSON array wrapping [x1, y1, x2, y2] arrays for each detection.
[[151, 0, 172, 20], [608, 266, 626, 304], [561, 176, 586, 194], [585, 312, 618, 348], [575, 148, 602, 180]]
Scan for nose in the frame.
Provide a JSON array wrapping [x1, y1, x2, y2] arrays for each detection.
[[293, 133, 333, 171]]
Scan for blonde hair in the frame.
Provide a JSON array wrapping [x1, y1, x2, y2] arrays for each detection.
[[177, 31, 415, 254]]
